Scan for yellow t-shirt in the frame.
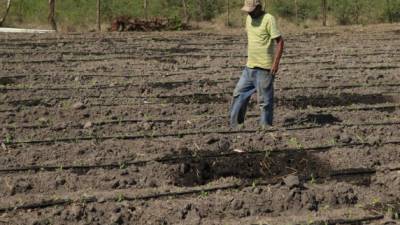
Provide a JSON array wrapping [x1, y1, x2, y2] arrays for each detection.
[[246, 13, 281, 70]]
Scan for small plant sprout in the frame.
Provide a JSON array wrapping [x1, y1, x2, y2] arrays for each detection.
[[252, 180, 257, 188], [264, 147, 272, 158], [143, 113, 151, 121], [387, 205, 394, 218], [310, 173, 317, 185], [306, 216, 314, 225], [150, 130, 156, 138], [177, 132, 184, 139], [328, 138, 336, 146], [371, 197, 381, 205], [5, 134, 13, 144], [268, 132, 277, 142], [321, 204, 330, 211], [346, 208, 353, 218], [288, 137, 303, 150], [200, 190, 208, 198], [119, 162, 127, 170], [116, 193, 124, 202], [355, 133, 365, 143]]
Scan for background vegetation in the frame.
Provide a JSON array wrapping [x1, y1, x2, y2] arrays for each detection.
[[1, 0, 400, 30]]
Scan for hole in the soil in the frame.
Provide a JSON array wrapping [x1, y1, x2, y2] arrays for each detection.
[[283, 113, 342, 126], [280, 93, 396, 109], [164, 151, 331, 187]]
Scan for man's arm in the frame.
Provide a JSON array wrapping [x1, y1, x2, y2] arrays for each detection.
[[271, 36, 284, 75]]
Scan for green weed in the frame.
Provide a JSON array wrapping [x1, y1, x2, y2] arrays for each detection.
[[288, 137, 304, 150]]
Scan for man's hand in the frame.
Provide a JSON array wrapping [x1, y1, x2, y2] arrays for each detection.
[[271, 62, 279, 75], [271, 36, 284, 76]]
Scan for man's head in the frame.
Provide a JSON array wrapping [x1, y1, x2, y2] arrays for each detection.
[[241, 0, 263, 18]]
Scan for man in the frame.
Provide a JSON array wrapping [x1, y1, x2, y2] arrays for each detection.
[[230, 0, 284, 128]]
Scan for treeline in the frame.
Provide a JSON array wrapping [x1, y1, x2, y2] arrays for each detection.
[[1, 0, 400, 30]]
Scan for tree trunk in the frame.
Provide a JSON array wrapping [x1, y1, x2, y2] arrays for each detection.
[[144, 0, 148, 19], [96, 0, 101, 31], [227, 0, 230, 26], [197, 0, 204, 20], [386, 0, 393, 23], [182, 0, 189, 24], [0, 0, 12, 27], [48, 0, 57, 31], [321, 0, 327, 26], [294, 0, 299, 24]]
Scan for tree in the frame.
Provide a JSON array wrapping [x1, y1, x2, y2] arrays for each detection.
[[48, 0, 57, 31], [197, 0, 205, 20], [0, 0, 12, 27], [182, 0, 189, 23], [97, 0, 101, 31], [386, 0, 393, 23], [294, 0, 299, 24], [321, 0, 327, 26], [144, 0, 148, 19], [227, 0, 230, 26]]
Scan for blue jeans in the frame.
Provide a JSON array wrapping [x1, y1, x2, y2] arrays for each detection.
[[229, 67, 274, 128]]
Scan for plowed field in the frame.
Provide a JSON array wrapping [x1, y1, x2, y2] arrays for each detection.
[[1, 24, 400, 225]]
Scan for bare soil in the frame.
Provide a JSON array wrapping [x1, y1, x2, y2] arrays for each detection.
[[0, 24, 400, 225]]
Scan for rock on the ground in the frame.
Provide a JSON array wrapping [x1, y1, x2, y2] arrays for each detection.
[[72, 102, 85, 110], [83, 121, 93, 129], [283, 175, 300, 189]]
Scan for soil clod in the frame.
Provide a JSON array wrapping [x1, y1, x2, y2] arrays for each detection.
[[72, 102, 85, 110], [283, 174, 301, 189]]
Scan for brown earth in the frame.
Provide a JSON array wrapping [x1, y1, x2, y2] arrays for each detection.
[[0, 24, 400, 225]]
